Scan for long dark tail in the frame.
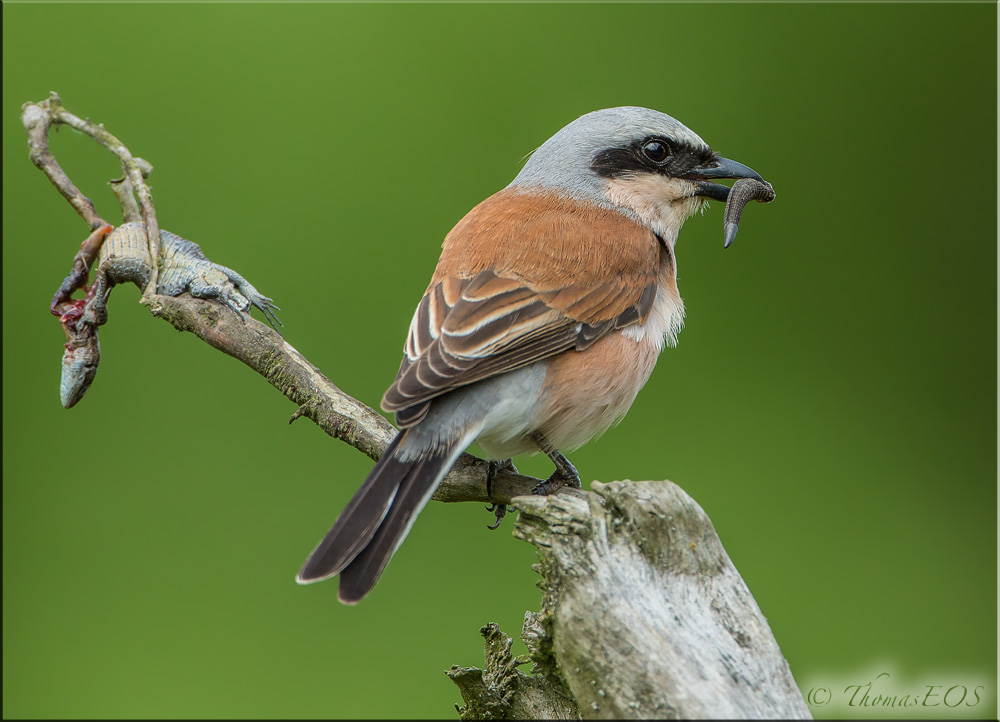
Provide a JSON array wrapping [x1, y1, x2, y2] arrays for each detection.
[[296, 430, 465, 604]]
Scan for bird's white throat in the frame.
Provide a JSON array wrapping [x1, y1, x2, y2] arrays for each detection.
[[603, 175, 707, 248]]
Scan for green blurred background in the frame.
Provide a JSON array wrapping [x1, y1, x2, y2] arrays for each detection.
[[3, 2, 996, 719]]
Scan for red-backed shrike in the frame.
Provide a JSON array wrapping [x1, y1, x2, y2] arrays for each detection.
[[298, 106, 767, 603]]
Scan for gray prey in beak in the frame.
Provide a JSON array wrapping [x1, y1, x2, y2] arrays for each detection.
[[689, 157, 775, 248]]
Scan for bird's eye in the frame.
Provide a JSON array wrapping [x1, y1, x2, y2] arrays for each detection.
[[642, 140, 670, 163]]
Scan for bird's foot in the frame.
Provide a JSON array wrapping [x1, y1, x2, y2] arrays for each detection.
[[531, 466, 581, 495], [529, 432, 581, 494], [486, 458, 518, 530]]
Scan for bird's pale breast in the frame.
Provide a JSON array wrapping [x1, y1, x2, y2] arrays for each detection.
[[475, 247, 683, 458], [536, 330, 663, 452]]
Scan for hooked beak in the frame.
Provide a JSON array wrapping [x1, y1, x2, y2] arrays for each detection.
[[688, 157, 764, 201]]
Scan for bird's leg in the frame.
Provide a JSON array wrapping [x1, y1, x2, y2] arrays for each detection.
[[485, 458, 518, 530], [530, 432, 582, 495]]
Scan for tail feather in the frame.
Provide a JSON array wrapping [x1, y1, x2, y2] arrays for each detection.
[[336, 434, 470, 604], [297, 433, 411, 584]]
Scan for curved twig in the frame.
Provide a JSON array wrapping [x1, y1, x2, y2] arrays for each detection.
[[21, 98, 106, 231], [22, 92, 162, 295]]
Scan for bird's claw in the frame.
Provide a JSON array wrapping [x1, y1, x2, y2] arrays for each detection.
[[531, 468, 581, 495], [529, 431, 581, 495], [485, 458, 518, 530], [486, 502, 507, 530]]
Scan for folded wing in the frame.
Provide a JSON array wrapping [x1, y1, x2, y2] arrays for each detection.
[[382, 189, 663, 427]]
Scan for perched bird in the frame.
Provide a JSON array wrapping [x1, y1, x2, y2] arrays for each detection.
[[298, 106, 766, 604]]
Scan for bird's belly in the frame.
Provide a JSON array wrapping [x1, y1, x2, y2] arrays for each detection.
[[476, 331, 663, 460], [534, 332, 663, 452]]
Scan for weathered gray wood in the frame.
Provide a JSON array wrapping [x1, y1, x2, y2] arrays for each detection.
[[447, 623, 580, 720], [452, 480, 810, 720]]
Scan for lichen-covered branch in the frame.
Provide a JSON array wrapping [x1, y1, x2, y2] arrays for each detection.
[[446, 623, 579, 720], [489, 480, 812, 719]]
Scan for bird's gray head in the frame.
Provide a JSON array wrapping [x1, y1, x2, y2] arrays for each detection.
[[509, 106, 763, 243]]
